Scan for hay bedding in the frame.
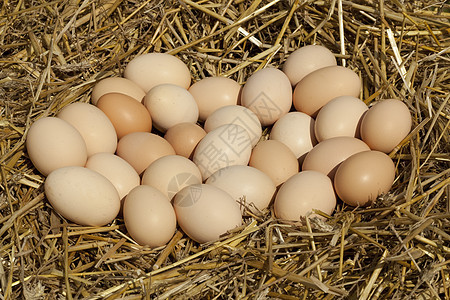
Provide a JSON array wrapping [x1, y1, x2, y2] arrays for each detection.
[[0, 0, 449, 298]]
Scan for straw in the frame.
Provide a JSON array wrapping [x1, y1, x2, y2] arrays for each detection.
[[1, 0, 449, 298]]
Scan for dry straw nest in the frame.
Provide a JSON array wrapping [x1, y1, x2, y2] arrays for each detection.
[[1, 0, 449, 299]]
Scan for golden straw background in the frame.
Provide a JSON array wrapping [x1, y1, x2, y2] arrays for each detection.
[[0, 0, 449, 298]]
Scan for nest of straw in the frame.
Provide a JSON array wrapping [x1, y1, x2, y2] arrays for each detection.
[[1, 0, 449, 299]]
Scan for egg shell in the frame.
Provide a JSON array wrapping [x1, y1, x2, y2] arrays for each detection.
[[124, 53, 191, 93], [274, 170, 336, 220], [141, 155, 202, 200], [173, 184, 242, 243], [269, 112, 317, 161], [26, 117, 87, 176], [249, 140, 299, 187], [85, 152, 140, 200], [206, 165, 276, 213], [91, 77, 146, 105], [302, 136, 370, 179], [314, 96, 368, 142], [44, 166, 120, 226], [193, 124, 252, 180], [57, 102, 118, 156], [334, 150, 396, 206], [123, 185, 177, 247], [188, 77, 241, 121], [293, 66, 361, 117], [241, 67, 292, 126], [164, 123, 206, 159], [360, 99, 412, 153], [143, 84, 199, 132], [97, 93, 152, 139], [116, 132, 176, 174], [282, 45, 337, 86], [204, 105, 262, 147]]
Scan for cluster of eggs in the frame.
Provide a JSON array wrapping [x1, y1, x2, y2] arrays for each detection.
[[26, 45, 412, 247]]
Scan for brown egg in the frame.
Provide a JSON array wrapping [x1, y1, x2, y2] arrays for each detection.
[[293, 66, 361, 117], [188, 77, 241, 121], [334, 150, 396, 206], [143, 83, 199, 132], [85, 152, 140, 201], [57, 102, 117, 157], [97, 93, 152, 139], [173, 184, 242, 243], [206, 165, 276, 213], [44, 166, 120, 226], [141, 155, 202, 201], [124, 53, 191, 93], [91, 77, 146, 105], [274, 170, 336, 220], [26, 117, 87, 176], [249, 140, 299, 186], [314, 96, 368, 142], [269, 112, 317, 162], [116, 132, 176, 174], [302, 137, 370, 180], [360, 99, 412, 153], [164, 122, 206, 159], [241, 68, 292, 126], [123, 185, 177, 247], [193, 124, 252, 180], [282, 45, 337, 86], [204, 105, 262, 147]]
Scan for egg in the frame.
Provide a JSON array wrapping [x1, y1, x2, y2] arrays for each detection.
[[334, 150, 396, 206], [44, 166, 120, 226], [269, 112, 317, 161], [293, 66, 361, 117], [193, 124, 252, 180], [124, 52, 191, 93], [57, 102, 117, 156], [206, 165, 276, 213], [274, 170, 336, 220], [314, 96, 368, 142], [141, 155, 202, 200], [204, 105, 262, 147], [143, 84, 199, 132], [164, 123, 206, 159], [26, 117, 87, 176], [173, 184, 242, 243], [188, 77, 241, 121], [241, 67, 292, 126], [123, 185, 177, 247], [96, 93, 152, 139], [85, 152, 140, 200], [91, 77, 146, 105], [360, 99, 412, 153], [249, 140, 299, 186], [116, 132, 176, 174], [302, 136, 370, 179], [282, 45, 337, 86]]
